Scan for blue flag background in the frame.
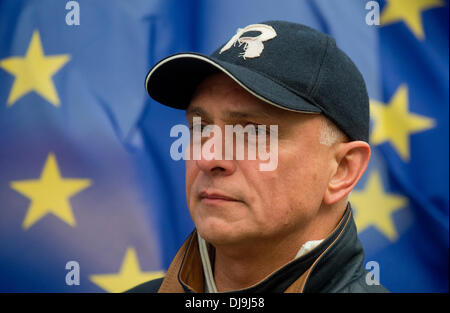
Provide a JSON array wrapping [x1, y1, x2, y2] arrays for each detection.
[[0, 0, 448, 292]]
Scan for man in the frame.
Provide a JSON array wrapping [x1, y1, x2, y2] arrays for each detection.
[[129, 21, 388, 293]]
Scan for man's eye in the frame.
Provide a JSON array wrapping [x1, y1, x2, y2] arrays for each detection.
[[189, 124, 208, 132], [247, 124, 267, 136]]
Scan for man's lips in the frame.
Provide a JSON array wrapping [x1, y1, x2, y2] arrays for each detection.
[[199, 190, 241, 203]]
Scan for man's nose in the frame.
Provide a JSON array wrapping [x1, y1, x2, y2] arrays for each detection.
[[196, 156, 237, 176], [195, 135, 237, 176]]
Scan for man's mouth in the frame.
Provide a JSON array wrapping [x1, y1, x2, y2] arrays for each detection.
[[199, 190, 241, 204]]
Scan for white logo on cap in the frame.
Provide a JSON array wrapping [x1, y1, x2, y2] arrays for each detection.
[[219, 24, 277, 59]]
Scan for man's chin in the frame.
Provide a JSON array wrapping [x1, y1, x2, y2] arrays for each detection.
[[196, 220, 256, 247]]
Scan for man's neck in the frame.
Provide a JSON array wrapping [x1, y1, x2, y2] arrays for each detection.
[[212, 235, 301, 292], [210, 204, 346, 292]]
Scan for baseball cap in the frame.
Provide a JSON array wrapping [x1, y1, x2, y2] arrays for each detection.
[[145, 20, 369, 142]]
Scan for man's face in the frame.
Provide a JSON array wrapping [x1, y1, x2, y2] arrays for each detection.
[[185, 73, 335, 247]]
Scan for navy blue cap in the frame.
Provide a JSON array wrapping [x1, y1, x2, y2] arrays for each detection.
[[145, 21, 369, 142]]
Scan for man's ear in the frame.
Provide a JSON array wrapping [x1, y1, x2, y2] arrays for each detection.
[[323, 141, 371, 205]]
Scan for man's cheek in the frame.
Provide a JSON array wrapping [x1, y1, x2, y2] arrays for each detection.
[[185, 159, 197, 181], [185, 161, 197, 205]]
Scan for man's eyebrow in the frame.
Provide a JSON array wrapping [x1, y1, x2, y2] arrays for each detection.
[[186, 107, 212, 121], [224, 110, 274, 121], [186, 106, 276, 122]]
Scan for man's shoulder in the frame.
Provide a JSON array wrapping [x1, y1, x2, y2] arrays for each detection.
[[125, 277, 165, 293]]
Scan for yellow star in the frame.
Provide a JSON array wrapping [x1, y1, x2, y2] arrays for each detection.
[[351, 171, 408, 241], [380, 0, 444, 39], [10, 153, 91, 230], [370, 85, 435, 162], [90, 247, 165, 293], [0, 30, 70, 106]]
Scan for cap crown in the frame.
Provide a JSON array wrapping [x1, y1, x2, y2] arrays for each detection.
[[212, 20, 369, 142]]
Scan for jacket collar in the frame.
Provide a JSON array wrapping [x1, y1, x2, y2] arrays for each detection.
[[302, 203, 366, 293], [158, 203, 365, 293]]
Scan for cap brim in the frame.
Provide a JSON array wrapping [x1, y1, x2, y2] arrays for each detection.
[[145, 52, 321, 114]]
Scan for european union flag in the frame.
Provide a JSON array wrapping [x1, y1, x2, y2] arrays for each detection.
[[0, 0, 448, 292], [351, 0, 449, 292], [0, 0, 194, 292]]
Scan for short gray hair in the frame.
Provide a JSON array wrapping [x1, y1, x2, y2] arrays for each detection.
[[319, 116, 348, 146]]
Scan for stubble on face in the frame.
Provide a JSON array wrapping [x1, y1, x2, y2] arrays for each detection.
[[185, 73, 335, 250]]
